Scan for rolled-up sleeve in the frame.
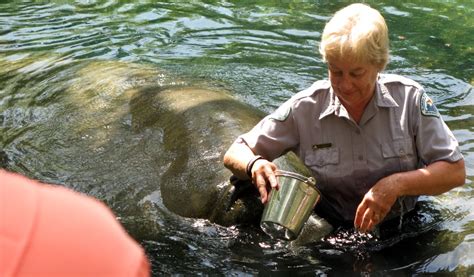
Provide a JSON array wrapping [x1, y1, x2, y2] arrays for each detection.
[[239, 100, 299, 161]]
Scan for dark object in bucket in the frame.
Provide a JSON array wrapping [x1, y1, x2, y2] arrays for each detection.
[[260, 170, 320, 240]]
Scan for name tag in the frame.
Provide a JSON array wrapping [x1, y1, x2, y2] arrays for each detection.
[[312, 143, 332, 150]]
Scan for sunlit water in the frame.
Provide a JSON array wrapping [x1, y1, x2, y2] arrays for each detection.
[[1, 1, 473, 275]]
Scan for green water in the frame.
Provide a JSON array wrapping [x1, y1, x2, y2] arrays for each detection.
[[1, 1, 473, 275]]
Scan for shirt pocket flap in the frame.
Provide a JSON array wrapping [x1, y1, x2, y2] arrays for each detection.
[[305, 147, 340, 167], [382, 139, 415, 158]]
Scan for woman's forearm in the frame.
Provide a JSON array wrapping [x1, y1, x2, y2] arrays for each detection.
[[223, 141, 256, 180], [395, 159, 466, 197], [355, 159, 466, 232]]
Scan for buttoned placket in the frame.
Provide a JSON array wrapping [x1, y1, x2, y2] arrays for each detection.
[[341, 90, 381, 188], [333, 98, 371, 188], [350, 122, 368, 187]]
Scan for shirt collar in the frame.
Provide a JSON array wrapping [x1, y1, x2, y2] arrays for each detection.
[[376, 80, 398, 108], [319, 87, 337, 120], [319, 77, 398, 120]]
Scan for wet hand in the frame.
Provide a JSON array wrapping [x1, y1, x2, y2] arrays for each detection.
[[250, 159, 278, 204], [354, 175, 399, 232]]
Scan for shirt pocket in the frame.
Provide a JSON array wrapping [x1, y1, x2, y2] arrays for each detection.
[[305, 147, 340, 167], [381, 138, 416, 172]]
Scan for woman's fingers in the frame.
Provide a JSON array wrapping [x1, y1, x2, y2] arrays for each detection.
[[355, 179, 399, 232], [251, 159, 278, 204], [263, 163, 278, 190], [254, 172, 269, 203], [359, 208, 372, 232], [358, 208, 386, 232], [355, 200, 385, 232]]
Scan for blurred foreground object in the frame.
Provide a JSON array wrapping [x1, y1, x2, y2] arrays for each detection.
[[0, 170, 150, 276]]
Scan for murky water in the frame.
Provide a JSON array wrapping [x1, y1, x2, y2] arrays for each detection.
[[1, 1, 473, 275]]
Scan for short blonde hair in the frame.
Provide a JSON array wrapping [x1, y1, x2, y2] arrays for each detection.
[[319, 3, 389, 70]]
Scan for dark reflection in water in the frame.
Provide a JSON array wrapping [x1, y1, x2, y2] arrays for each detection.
[[0, 1, 473, 275], [134, 197, 470, 275]]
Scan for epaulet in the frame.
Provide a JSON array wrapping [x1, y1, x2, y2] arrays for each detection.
[[293, 80, 330, 100], [269, 80, 330, 121], [379, 73, 423, 90]]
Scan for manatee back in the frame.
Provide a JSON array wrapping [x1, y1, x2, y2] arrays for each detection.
[[131, 86, 264, 220]]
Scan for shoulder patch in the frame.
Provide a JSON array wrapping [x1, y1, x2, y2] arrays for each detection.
[[420, 92, 440, 118], [269, 102, 292, 121]]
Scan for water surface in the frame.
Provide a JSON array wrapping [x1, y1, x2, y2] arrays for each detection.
[[1, 1, 473, 275]]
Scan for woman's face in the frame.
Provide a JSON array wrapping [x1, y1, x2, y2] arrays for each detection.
[[327, 58, 380, 108]]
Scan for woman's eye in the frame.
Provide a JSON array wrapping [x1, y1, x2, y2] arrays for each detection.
[[350, 71, 364, 78]]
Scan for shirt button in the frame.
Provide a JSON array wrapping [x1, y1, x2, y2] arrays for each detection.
[[358, 155, 364, 160], [355, 129, 361, 135]]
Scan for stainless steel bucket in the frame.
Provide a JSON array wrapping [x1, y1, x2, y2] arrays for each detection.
[[260, 170, 320, 240]]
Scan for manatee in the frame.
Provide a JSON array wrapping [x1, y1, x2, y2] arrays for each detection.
[[0, 56, 315, 228], [128, 85, 314, 226]]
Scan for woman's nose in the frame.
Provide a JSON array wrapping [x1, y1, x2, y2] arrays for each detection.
[[339, 74, 353, 91]]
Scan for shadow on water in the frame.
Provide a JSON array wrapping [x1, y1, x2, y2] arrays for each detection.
[[222, 199, 470, 276]]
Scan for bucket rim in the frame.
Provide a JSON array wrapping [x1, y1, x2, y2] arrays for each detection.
[[275, 170, 317, 187]]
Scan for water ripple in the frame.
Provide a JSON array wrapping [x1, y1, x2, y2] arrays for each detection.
[[0, 1, 473, 275]]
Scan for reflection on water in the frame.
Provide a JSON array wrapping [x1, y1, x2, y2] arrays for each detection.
[[0, 1, 473, 275]]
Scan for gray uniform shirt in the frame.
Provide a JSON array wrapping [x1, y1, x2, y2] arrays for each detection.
[[240, 74, 463, 222]]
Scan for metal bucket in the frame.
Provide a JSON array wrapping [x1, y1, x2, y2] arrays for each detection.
[[260, 170, 320, 240]]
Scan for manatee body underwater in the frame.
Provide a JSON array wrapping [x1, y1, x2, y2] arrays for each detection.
[[129, 84, 314, 227], [0, 56, 313, 231]]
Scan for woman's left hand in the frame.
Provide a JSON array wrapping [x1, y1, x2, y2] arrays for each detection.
[[354, 174, 400, 232]]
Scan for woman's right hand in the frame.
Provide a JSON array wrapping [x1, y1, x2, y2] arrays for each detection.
[[223, 140, 279, 203], [249, 159, 279, 204]]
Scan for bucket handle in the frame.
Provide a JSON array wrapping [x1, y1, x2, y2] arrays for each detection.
[[275, 170, 316, 187]]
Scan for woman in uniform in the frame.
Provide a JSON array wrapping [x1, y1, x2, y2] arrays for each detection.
[[223, 3, 465, 232]]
